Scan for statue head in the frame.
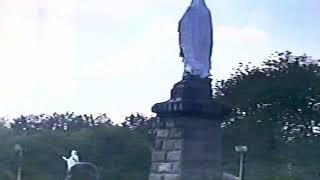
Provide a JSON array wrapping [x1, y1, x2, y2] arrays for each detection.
[[191, 0, 206, 7], [67, 162, 99, 180], [71, 150, 78, 156]]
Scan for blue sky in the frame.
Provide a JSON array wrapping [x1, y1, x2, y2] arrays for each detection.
[[0, 0, 319, 123]]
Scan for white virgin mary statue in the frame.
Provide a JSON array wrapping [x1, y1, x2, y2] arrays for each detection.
[[62, 150, 80, 171], [178, 0, 213, 78]]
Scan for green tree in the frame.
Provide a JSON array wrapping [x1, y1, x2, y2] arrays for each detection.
[[0, 125, 150, 180], [122, 113, 156, 141], [11, 112, 113, 134], [215, 51, 320, 180]]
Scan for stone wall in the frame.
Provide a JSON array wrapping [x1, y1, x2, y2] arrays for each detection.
[[149, 117, 183, 180], [149, 116, 222, 180]]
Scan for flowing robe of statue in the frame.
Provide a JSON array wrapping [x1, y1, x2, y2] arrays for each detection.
[[179, 0, 213, 78]]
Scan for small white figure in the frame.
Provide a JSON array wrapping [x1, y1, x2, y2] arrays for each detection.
[[62, 150, 80, 171]]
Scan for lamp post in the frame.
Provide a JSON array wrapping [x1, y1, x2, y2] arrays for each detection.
[[14, 144, 23, 180], [235, 145, 248, 180]]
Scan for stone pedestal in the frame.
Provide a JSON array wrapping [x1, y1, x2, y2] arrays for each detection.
[[149, 77, 230, 180]]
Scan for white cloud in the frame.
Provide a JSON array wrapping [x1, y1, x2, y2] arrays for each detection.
[[76, 0, 145, 18], [0, 0, 305, 123], [0, 0, 77, 115], [88, 18, 178, 78], [73, 17, 181, 121], [212, 26, 272, 81], [215, 26, 270, 45], [75, 0, 167, 19]]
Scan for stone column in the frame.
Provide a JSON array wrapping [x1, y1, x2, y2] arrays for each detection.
[[149, 77, 230, 180]]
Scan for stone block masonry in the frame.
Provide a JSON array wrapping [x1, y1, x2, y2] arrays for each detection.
[[149, 117, 222, 180], [150, 118, 184, 180]]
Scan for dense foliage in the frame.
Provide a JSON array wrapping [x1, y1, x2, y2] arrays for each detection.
[[10, 112, 113, 133], [0, 113, 152, 180], [215, 51, 320, 180]]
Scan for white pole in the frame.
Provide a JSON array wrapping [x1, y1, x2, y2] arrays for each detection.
[[239, 153, 244, 180], [17, 166, 22, 180], [14, 144, 23, 180]]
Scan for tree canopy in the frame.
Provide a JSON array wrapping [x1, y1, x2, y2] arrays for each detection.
[[0, 113, 152, 180], [215, 51, 320, 180]]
